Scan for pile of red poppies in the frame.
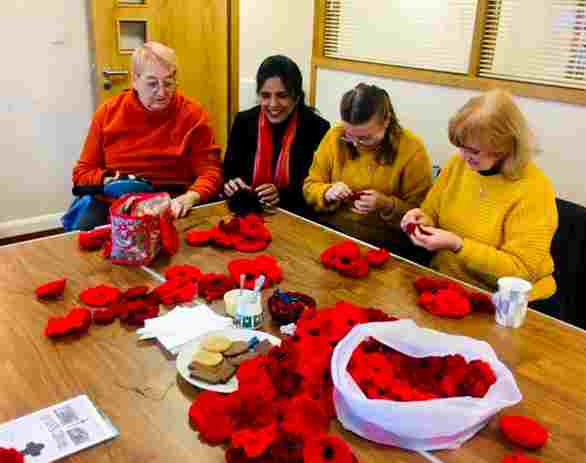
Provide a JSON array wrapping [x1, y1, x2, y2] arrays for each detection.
[[348, 338, 497, 401], [185, 214, 272, 253], [0, 448, 24, 463], [320, 240, 391, 278], [189, 301, 396, 462], [414, 276, 495, 318]]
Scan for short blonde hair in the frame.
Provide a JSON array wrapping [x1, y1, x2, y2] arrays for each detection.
[[448, 89, 535, 180], [131, 41, 177, 76]]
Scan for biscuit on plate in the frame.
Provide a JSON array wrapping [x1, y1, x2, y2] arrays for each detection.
[[189, 359, 236, 384], [223, 341, 249, 357], [191, 350, 223, 367], [201, 335, 233, 353]]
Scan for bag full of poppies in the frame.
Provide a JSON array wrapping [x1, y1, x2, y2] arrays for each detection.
[[110, 192, 179, 266], [331, 320, 522, 451]]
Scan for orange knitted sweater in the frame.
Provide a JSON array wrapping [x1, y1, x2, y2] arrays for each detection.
[[72, 90, 223, 202]]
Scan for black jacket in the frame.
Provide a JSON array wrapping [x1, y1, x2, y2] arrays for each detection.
[[223, 105, 330, 215]]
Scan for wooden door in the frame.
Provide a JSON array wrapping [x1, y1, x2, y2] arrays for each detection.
[[89, 0, 235, 148]]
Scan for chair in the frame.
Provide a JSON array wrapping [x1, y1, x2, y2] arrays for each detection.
[[549, 198, 586, 329]]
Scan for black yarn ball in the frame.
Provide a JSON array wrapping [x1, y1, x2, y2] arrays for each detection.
[[226, 189, 264, 216]]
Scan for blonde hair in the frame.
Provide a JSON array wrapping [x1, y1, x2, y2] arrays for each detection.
[[448, 89, 535, 180], [131, 41, 177, 76]]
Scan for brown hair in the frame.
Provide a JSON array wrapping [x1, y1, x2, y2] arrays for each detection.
[[449, 89, 535, 180], [339, 83, 402, 164]]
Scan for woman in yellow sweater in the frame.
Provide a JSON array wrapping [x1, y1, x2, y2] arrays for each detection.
[[303, 83, 432, 256], [401, 89, 558, 312]]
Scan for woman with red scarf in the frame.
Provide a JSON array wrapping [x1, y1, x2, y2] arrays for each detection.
[[223, 55, 330, 215]]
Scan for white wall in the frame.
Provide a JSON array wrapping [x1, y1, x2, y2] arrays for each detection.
[[239, 0, 314, 110], [0, 1, 94, 237], [315, 69, 586, 206]]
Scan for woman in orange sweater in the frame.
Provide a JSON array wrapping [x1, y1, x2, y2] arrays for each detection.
[[401, 90, 559, 315], [71, 42, 223, 229]]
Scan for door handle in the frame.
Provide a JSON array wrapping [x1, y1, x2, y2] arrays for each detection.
[[102, 68, 129, 77]]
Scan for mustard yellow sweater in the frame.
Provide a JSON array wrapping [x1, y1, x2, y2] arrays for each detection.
[[421, 155, 558, 301], [303, 125, 432, 244]]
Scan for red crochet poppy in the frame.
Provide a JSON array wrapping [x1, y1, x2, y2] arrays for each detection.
[[35, 278, 67, 300], [189, 391, 236, 444], [210, 226, 236, 248], [44, 307, 92, 338], [281, 395, 329, 439], [233, 236, 270, 253], [303, 435, 355, 463], [79, 285, 121, 307], [228, 255, 283, 289], [160, 214, 180, 255], [413, 276, 451, 294], [502, 454, 541, 463], [499, 415, 549, 449], [122, 286, 150, 300], [269, 434, 304, 463], [164, 264, 203, 283], [366, 248, 391, 267], [469, 291, 496, 313], [0, 448, 24, 463], [78, 227, 111, 251], [122, 301, 160, 325], [154, 279, 197, 305], [185, 229, 213, 246], [339, 257, 370, 278], [198, 273, 234, 301], [92, 307, 118, 325], [239, 214, 267, 240], [422, 288, 472, 318], [232, 423, 278, 458], [219, 216, 242, 234]]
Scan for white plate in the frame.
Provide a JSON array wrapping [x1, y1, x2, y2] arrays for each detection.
[[176, 328, 281, 393]]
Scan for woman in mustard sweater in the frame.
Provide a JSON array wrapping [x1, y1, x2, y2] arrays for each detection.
[[303, 84, 432, 257], [401, 89, 558, 313]]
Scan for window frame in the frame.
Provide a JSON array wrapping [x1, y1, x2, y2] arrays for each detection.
[[309, 0, 586, 106]]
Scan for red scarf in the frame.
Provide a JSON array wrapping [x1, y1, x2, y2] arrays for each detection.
[[252, 109, 299, 189]]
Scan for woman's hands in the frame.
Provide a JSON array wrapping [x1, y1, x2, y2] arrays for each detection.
[[171, 191, 200, 218], [352, 190, 394, 215], [410, 226, 463, 253], [223, 178, 280, 207], [324, 182, 352, 203], [400, 208, 433, 230]]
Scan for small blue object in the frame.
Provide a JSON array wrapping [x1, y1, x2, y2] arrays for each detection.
[[61, 195, 95, 231], [275, 288, 299, 304], [103, 178, 154, 198], [247, 336, 260, 350]]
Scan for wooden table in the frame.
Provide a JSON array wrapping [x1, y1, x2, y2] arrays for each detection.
[[1, 203, 585, 462]]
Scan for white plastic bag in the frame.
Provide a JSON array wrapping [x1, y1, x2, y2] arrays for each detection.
[[331, 320, 522, 451]]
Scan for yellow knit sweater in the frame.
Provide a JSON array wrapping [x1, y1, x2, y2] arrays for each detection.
[[303, 125, 432, 244], [421, 155, 558, 301]]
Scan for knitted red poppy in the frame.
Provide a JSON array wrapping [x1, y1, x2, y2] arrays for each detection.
[[122, 286, 150, 300], [79, 285, 120, 307], [228, 255, 283, 289], [121, 300, 160, 325], [78, 227, 111, 251], [233, 235, 270, 253], [164, 264, 203, 283], [44, 307, 92, 338], [153, 279, 197, 305], [0, 448, 24, 463], [198, 273, 234, 301], [210, 226, 236, 248], [189, 391, 236, 444], [35, 278, 67, 300], [232, 423, 278, 458], [469, 291, 496, 313], [281, 395, 329, 439], [92, 307, 118, 325], [185, 229, 213, 246], [303, 435, 355, 463], [339, 257, 370, 278], [499, 415, 549, 449], [502, 453, 542, 463], [160, 214, 180, 255], [366, 248, 391, 267], [219, 216, 241, 234], [414, 276, 451, 294]]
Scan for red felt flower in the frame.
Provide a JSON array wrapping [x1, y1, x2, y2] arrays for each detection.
[[499, 415, 549, 449], [502, 454, 542, 463], [122, 286, 149, 300], [44, 307, 92, 338], [78, 227, 111, 251], [164, 264, 203, 283], [92, 307, 117, 325], [303, 435, 356, 463], [0, 448, 25, 463], [233, 236, 270, 253], [469, 291, 496, 313], [189, 391, 237, 445], [367, 248, 391, 267], [198, 273, 234, 301], [160, 214, 180, 255], [79, 284, 120, 307], [35, 278, 67, 300], [232, 423, 278, 458], [185, 229, 213, 246]]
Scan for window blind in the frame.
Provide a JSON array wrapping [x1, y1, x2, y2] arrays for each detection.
[[323, 0, 480, 74], [479, 0, 586, 89]]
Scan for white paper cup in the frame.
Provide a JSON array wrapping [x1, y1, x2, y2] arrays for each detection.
[[224, 289, 263, 328], [492, 277, 532, 328], [224, 289, 255, 317]]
